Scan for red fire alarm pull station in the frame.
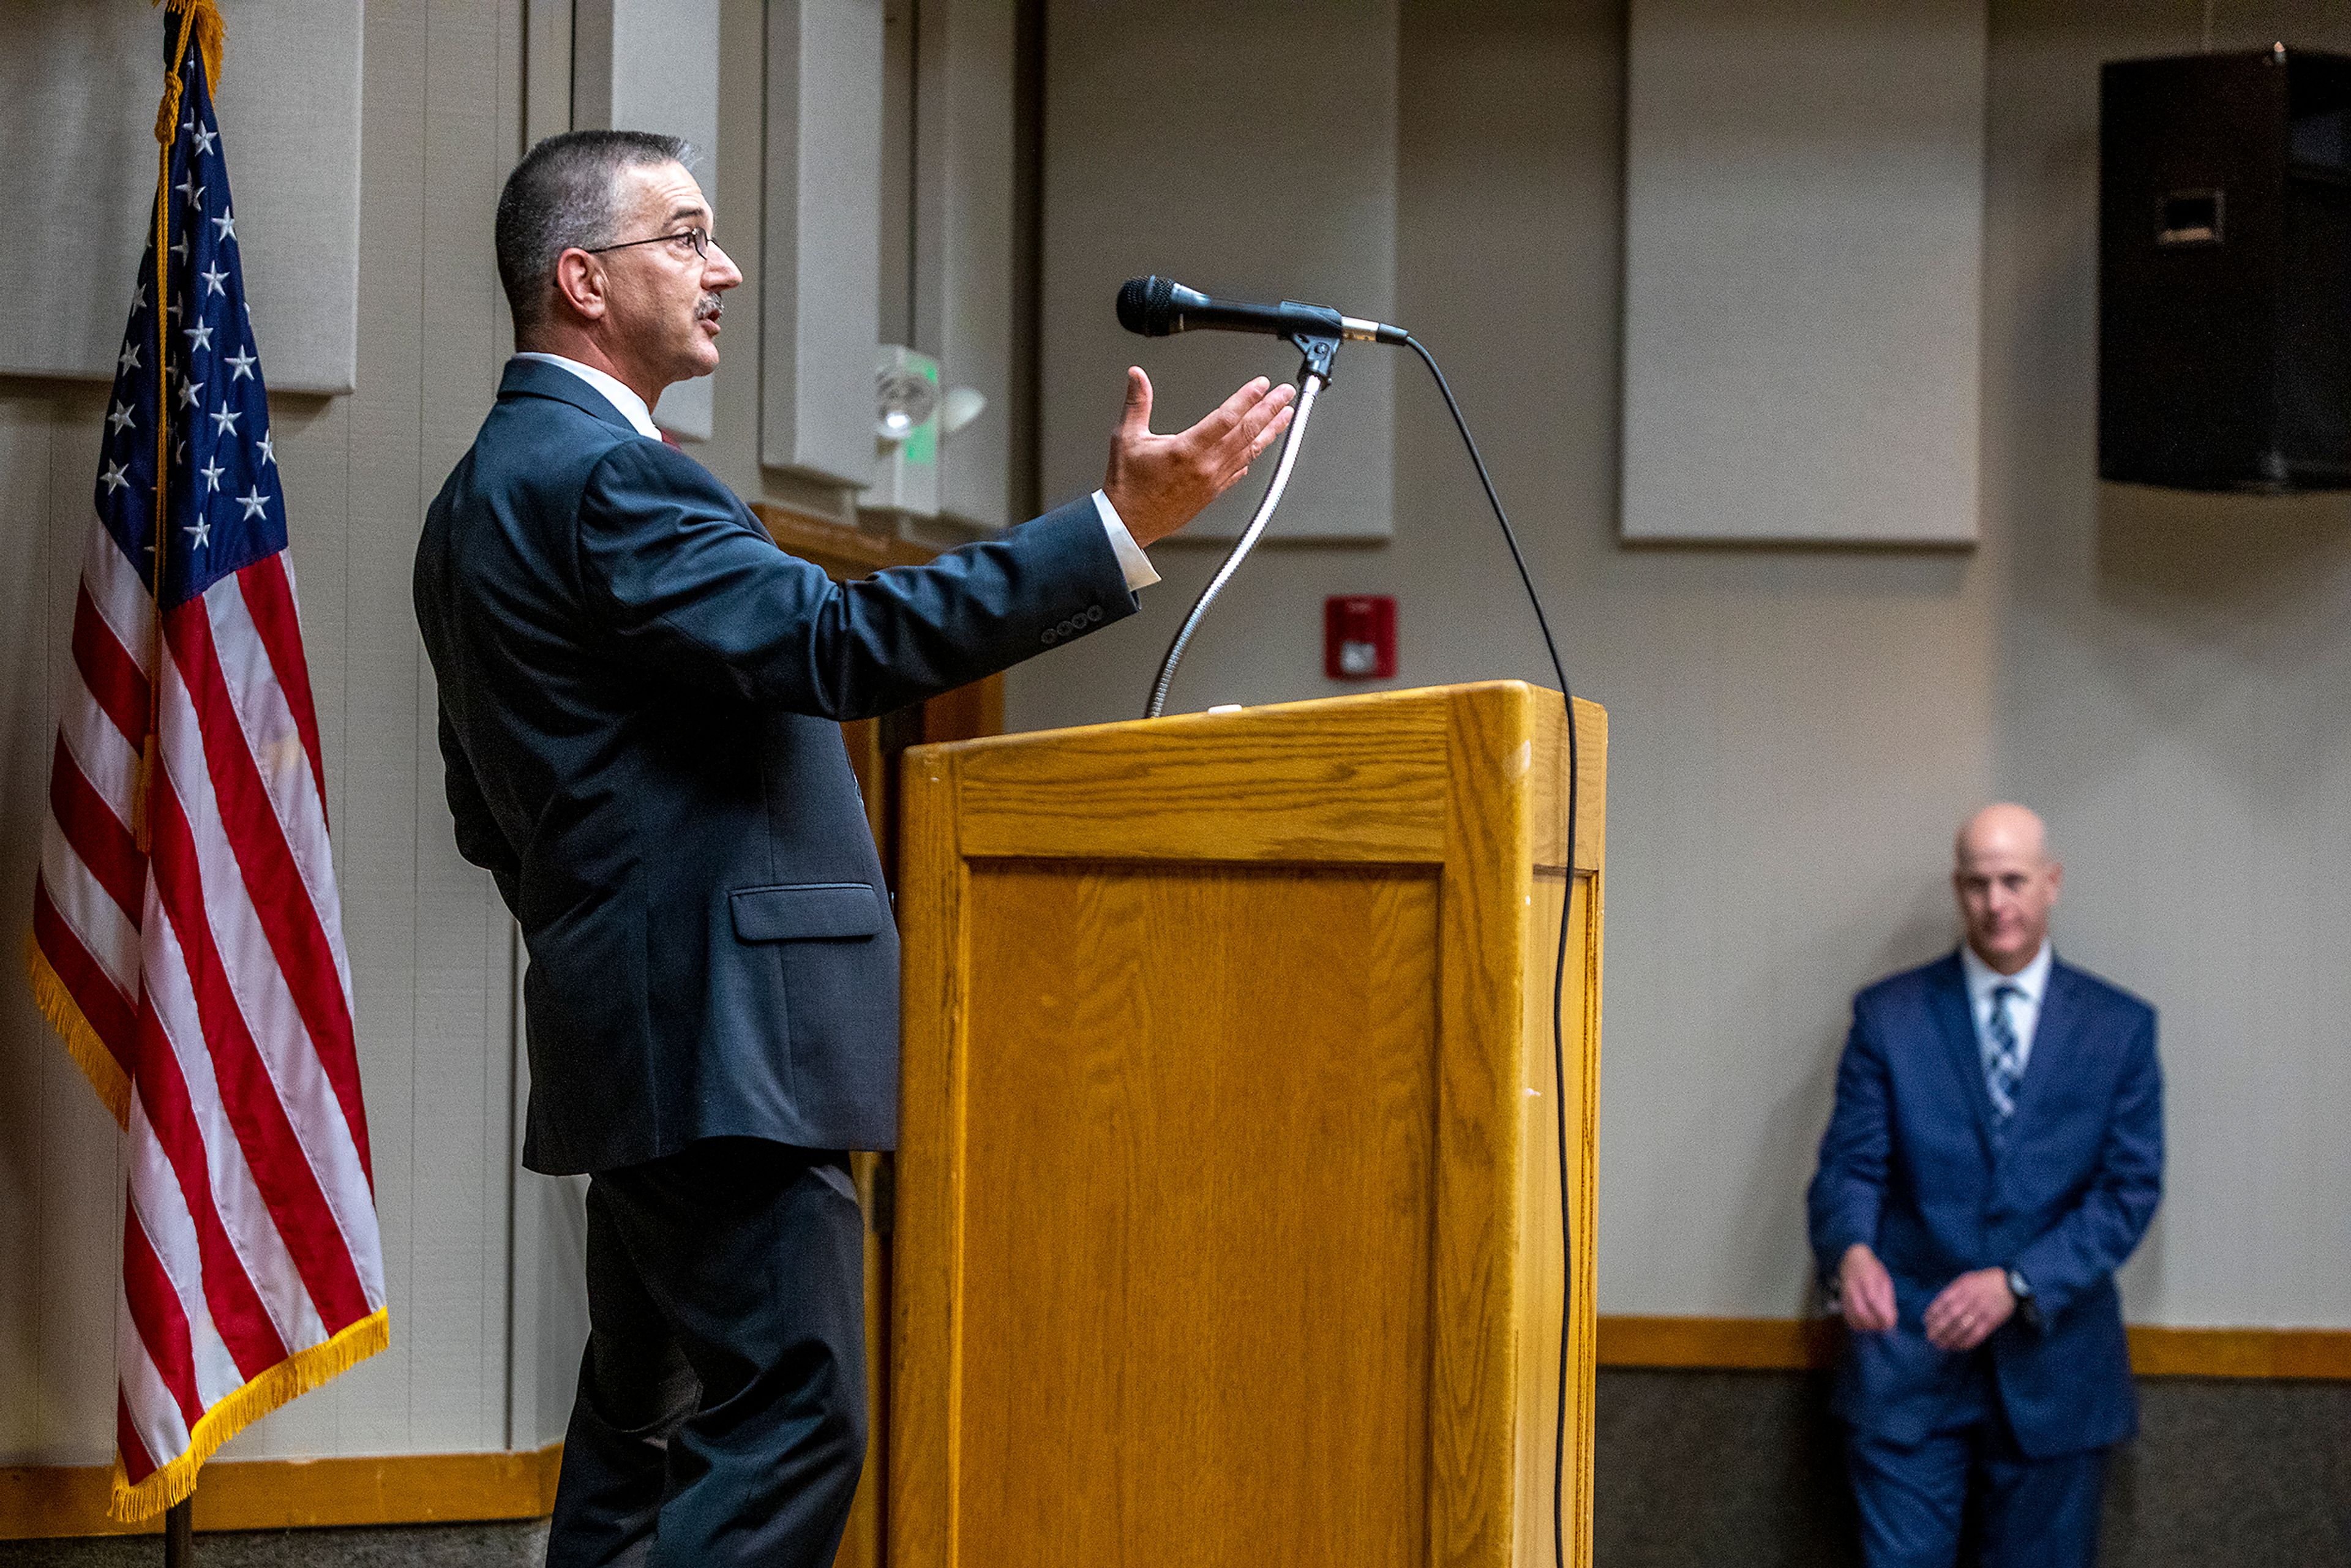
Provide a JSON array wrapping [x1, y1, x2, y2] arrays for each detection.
[[1325, 595, 1397, 680]]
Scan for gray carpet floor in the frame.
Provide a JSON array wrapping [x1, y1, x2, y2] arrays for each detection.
[[0, 1522, 546, 1568]]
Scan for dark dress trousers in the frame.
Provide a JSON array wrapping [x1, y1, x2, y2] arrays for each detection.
[[415, 356, 1136, 1567], [1807, 951, 2163, 1568]]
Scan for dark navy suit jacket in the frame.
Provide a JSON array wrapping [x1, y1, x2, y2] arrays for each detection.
[[1807, 951, 2162, 1458], [414, 357, 1134, 1174]]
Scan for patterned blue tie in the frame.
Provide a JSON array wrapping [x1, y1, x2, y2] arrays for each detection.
[[1985, 984, 2024, 1120]]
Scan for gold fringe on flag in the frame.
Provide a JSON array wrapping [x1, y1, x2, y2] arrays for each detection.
[[23, 930, 133, 1129], [110, 1309, 392, 1524]]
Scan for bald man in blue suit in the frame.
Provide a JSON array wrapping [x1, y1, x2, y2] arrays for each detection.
[[1808, 805, 2162, 1568]]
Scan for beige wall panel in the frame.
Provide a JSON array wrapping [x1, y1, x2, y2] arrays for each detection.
[[1621, 0, 1985, 543], [1016, 0, 2351, 1330], [408, 0, 528, 1457], [573, 0, 724, 440], [0, 0, 364, 394], [762, 0, 886, 489], [0, 388, 132, 1466], [913, 0, 1018, 531], [1040, 0, 1399, 542]]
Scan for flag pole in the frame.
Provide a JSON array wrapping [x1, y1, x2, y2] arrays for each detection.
[[132, 3, 193, 857], [152, 18, 208, 1564], [163, 1498, 193, 1565]]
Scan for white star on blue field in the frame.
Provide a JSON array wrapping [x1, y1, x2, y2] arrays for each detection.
[[94, 48, 285, 602]]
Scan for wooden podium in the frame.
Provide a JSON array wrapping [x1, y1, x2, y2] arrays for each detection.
[[889, 682, 1606, 1568]]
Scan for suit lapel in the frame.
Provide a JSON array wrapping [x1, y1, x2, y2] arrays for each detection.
[[1925, 953, 1997, 1151]]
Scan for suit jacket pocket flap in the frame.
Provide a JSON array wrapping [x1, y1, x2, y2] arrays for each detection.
[[730, 883, 886, 942]]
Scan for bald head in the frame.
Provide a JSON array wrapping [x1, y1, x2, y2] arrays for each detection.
[[1952, 803, 2061, 974], [1956, 803, 2049, 868]]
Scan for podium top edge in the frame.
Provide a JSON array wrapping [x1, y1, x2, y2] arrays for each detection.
[[912, 680, 1605, 761]]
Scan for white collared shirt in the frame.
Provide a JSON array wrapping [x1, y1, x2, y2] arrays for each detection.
[[514, 351, 661, 439], [513, 353, 1158, 591], [1960, 939, 2053, 1080]]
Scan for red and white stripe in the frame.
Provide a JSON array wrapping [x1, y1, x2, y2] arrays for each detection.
[[34, 520, 384, 1508]]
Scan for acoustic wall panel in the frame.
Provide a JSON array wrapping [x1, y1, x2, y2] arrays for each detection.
[[1041, 0, 1398, 541], [913, 0, 1018, 531], [1621, 0, 1985, 544], [762, 0, 885, 490], [574, 0, 723, 440], [0, 0, 362, 395]]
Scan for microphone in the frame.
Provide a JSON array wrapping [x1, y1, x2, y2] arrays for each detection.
[[1116, 276, 1406, 346]]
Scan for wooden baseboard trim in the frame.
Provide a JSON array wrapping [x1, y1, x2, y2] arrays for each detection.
[[1599, 1315, 1842, 1371], [1597, 1315, 2351, 1380], [2124, 1324, 2351, 1379], [0, 1443, 562, 1541], [12, 1319, 2346, 1539]]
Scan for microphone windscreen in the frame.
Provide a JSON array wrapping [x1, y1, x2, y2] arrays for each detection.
[[1116, 275, 1177, 337]]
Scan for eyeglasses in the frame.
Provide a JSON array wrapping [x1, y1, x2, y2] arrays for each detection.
[[582, 226, 711, 260]]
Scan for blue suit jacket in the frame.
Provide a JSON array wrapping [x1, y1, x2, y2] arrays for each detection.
[[1807, 951, 2162, 1457], [414, 357, 1134, 1174]]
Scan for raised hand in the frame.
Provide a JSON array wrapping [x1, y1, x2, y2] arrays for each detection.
[[1101, 368, 1296, 547]]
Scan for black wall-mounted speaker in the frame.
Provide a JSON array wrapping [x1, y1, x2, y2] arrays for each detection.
[[2099, 48, 2351, 492]]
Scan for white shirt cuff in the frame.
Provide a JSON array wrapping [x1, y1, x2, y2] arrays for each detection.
[[1092, 489, 1160, 591]]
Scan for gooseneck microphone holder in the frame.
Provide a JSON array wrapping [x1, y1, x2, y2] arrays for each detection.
[[1143, 328, 1340, 720]]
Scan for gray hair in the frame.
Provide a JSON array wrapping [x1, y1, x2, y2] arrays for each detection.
[[495, 130, 694, 336]]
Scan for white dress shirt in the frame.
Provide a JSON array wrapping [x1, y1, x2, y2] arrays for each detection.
[[514, 353, 1159, 591], [515, 351, 661, 438], [1960, 939, 2053, 1081]]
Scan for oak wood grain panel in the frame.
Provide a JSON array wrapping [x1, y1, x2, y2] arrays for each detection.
[[1512, 870, 1598, 1568], [0, 1445, 563, 1539], [926, 685, 1463, 865], [890, 749, 967, 1568], [1569, 871, 1602, 1554], [893, 684, 1606, 1568], [953, 862, 1440, 1567], [1430, 684, 1535, 1568], [1528, 695, 1608, 876], [833, 1151, 891, 1568]]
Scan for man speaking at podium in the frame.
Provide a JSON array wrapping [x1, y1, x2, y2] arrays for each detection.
[[415, 130, 1292, 1567], [1808, 805, 2162, 1568]]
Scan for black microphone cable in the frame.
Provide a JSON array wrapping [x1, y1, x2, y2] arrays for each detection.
[[1398, 331, 1580, 1568]]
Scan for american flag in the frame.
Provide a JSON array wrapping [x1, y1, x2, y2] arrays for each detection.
[[24, 6, 386, 1522]]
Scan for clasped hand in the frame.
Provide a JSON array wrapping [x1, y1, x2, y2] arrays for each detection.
[[1101, 368, 1295, 547], [1839, 1244, 2014, 1352]]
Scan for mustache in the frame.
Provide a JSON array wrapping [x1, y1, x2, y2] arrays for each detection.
[[695, 295, 723, 323]]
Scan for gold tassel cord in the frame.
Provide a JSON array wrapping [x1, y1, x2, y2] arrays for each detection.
[[137, 1, 227, 853], [150, 0, 227, 144], [109, 1310, 392, 1524]]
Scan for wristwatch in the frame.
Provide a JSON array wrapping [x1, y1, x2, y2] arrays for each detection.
[[2006, 1266, 2038, 1327]]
